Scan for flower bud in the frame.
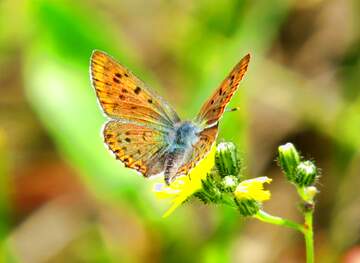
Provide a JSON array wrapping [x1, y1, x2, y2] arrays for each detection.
[[220, 175, 238, 192], [278, 143, 301, 182], [234, 199, 260, 216], [295, 161, 317, 187], [215, 142, 241, 178], [195, 175, 223, 204]]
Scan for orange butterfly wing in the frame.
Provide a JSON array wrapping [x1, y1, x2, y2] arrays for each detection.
[[91, 50, 180, 130], [196, 54, 250, 127], [176, 124, 218, 176], [104, 121, 168, 177]]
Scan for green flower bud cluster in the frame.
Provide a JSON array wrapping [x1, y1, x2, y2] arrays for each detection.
[[195, 142, 272, 217], [195, 142, 242, 205], [278, 143, 318, 187]]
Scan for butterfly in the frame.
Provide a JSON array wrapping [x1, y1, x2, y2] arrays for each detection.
[[90, 50, 250, 185]]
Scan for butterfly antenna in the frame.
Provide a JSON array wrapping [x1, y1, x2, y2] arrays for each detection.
[[225, 107, 240, 113]]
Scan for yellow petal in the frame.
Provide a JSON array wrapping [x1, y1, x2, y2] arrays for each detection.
[[235, 176, 272, 202], [153, 144, 217, 217]]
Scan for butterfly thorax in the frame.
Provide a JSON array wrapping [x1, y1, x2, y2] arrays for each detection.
[[168, 121, 201, 149]]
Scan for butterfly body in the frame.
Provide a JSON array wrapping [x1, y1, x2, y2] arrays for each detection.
[[164, 121, 201, 183], [90, 50, 250, 184]]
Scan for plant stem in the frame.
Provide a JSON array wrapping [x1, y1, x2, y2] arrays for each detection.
[[304, 211, 314, 263], [297, 185, 315, 263], [254, 210, 305, 233]]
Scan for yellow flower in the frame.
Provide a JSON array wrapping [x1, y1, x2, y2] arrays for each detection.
[[154, 144, 217, 218], [235, 176, 272, 202]]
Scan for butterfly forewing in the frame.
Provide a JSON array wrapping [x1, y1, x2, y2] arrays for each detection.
[[91, 50, 180, 130], [176, 124, 218, 176], [104, 121, 169, 176], [196, 54, 250, 127]]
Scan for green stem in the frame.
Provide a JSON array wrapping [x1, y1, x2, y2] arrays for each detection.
[[297, 186, 315, 263], [254, 210, 305, 233], [304, 211, 314, 263]]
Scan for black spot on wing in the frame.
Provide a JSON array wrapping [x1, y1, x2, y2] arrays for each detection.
[[134, 86, 141, 94]]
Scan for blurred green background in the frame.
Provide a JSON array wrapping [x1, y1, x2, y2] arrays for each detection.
[[0, 0, 360, 262]]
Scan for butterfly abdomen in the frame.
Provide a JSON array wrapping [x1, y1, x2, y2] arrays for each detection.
[[164, 148, 186, 185]]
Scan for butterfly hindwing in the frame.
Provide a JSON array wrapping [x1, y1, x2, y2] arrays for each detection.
[[196, 54, 250, 127], [176, 124, 218, 176], [91, 50, 180, 130], [104, 121, 169, 176]]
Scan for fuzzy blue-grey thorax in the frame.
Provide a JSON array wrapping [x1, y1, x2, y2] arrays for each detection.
[[168, 121, 201, 149]]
